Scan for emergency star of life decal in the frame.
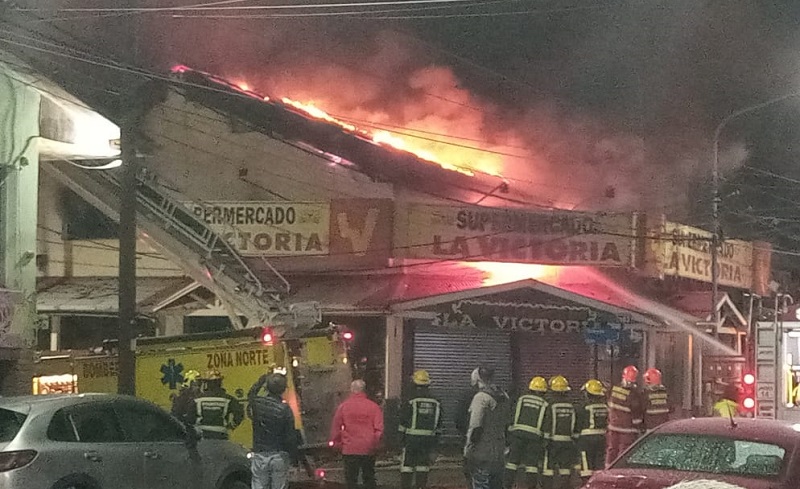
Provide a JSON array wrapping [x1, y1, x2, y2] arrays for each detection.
[[160, 359, 185, 390]]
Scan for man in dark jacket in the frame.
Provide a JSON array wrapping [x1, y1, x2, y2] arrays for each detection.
[[249, 373, 300, 489], [465, 366, 509, 489]]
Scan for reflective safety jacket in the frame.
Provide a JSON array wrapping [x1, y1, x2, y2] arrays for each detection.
[[713, 398, 739, 418], [643, 386, 670, 430], [607, 383, 643, 434], [575, 398, 608, 438], [195, 388, 244, 435], [508, 393, 547, 438], [399, 391, 442, 437], [543, 394, 576, 443]]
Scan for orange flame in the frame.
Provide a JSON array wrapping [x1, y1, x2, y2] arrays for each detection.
[[281, 97, 477, 176], [466, 262, 563, 286]]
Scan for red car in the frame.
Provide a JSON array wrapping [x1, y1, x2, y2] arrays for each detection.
[[583, 417, 800, 489]]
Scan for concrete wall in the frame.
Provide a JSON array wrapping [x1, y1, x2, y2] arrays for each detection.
[[36, 171, 184, 278]]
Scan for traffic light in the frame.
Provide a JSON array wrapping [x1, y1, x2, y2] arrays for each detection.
[[741, 372, 756, 411], [260, 327, 275, 346], [341, 329, 354, 342]]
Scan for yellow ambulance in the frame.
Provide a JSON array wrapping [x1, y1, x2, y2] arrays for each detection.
[[31, 328, 352, 449]]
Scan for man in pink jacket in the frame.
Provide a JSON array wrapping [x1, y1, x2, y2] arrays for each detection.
[[330, 380, 385, 489]]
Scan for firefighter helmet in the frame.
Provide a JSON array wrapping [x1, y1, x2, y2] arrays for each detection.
[[203, 369, 223, 381], [582, 379, 605, 396], [549, 375, 570, 392], [529, 376, 548, 392], [644, 368, 662, 386], [622, 365, 639, 383], [413, 369, 431, 386], [182, 369, 200, 388]]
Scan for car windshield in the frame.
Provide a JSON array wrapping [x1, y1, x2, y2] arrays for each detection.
[[0, 408, 27, 443], [615, 433, 787, 480]]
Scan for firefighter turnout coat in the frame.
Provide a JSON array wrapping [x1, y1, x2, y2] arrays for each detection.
[[575, 398, 608, 478], [643, 385, 670, 430]]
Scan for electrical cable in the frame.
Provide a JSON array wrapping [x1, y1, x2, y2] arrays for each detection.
[[15, 0, 503, 13]]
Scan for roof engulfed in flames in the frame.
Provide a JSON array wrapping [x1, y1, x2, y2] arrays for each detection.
[[171, 64, 486, 177]]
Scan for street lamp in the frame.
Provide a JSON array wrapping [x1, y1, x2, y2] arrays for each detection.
[[711, 92, 800, 337]]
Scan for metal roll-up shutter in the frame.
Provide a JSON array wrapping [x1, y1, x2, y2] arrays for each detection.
[[514, 331, 592, 401], [414, 328, 512, 438]]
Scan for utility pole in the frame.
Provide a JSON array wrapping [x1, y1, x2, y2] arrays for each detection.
[[118, 119, 137, 396], [117, 0, 140, 396], [711, 92, 800, 339]]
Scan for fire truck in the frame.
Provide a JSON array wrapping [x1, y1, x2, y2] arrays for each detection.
[[31, 327, 353, 449]]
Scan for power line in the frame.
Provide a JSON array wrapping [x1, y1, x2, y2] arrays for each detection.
[[15, 0, 496, 13]]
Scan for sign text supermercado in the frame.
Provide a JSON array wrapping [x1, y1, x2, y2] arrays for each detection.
[[658, 222, 753, 289], [189, 202, 328, 256], [396, 204, 635, 266]]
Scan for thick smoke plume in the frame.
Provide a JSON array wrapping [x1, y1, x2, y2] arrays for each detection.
[[134, 2, 792, 216]]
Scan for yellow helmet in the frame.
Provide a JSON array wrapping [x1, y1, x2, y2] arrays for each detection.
[[182, 369, 200, 388], [413, 369, 431, 386], [528, 376, 548, 392], [582, 379, 605, 396], [549, 375, 570, 392], [203, 369, 223, 381]]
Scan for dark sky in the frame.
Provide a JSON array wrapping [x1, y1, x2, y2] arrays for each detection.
[[13, 0, 800, 250]]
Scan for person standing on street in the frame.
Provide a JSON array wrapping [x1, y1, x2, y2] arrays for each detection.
[[541, 375, 577, 489], [456, 379, 480, 489], [606, 365, 644, 465], [172, 369, 201, 426], [194, 369, 244, 439], [330, 380, 384, 489], [249, 373, 300, 489], [504, 376, 548, 489], [575, 380, 609, 485], [642, 368, 670, 431], [465, 366, 509, 489], [398, 370, 442, 489]]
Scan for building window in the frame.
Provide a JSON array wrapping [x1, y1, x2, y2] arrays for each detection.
[[59, 316, 154, 350], [60, 189, 118, 240], [183, 316, 248, 334]]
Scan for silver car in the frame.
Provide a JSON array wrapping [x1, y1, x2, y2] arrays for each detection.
[[0, 393, 251, 489]]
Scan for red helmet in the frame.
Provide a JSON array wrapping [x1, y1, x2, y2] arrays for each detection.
[[644, 368, 662, 386], [622, 365, 639, 383]]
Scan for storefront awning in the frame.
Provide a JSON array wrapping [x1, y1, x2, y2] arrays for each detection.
[[37, 277, 193, 315]]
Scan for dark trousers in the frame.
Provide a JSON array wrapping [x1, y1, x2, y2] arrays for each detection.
[[542, 441, 576, 489], [504, 432, 545, 489], [605, 431, 638, 466], [344, 455, 376, 489], [401, 437, 435, 489], [577, 435, 605, 480]]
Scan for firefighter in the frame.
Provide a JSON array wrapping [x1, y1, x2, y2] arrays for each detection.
[[713, 383, 740, 418], [399, 370, 442, 489], [606, 365, 643, 465], [171, 369, 201, 426], [642, 368, 670, 431], [575, 380, 608, 484], [541, 375, 576, 489], [504, 376, 548, 489], [194, 369, 244, 439]]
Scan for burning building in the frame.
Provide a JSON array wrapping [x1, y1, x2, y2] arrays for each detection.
[[0, 38, 772, 430]]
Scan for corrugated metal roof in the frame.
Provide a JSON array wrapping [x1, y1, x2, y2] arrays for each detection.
[[37, 277, 192, 314]]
